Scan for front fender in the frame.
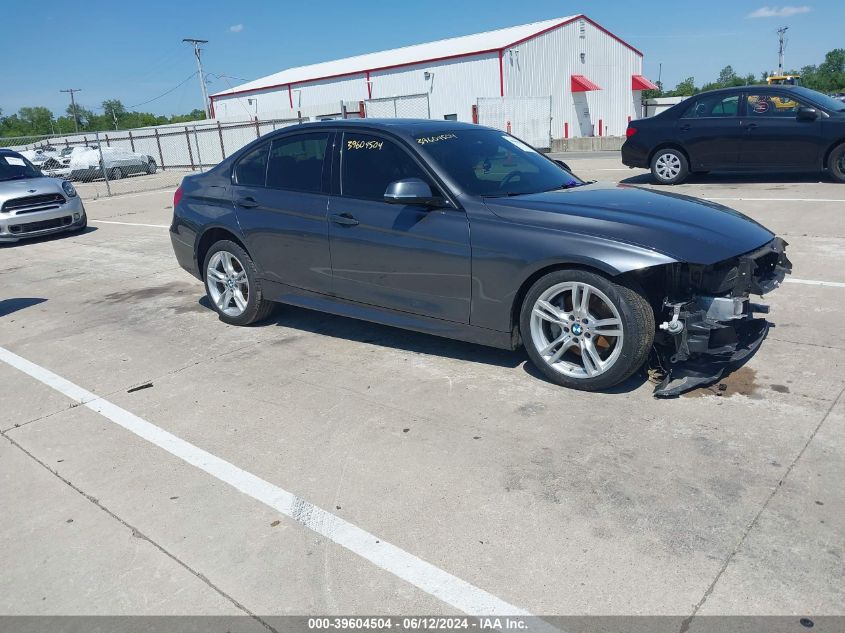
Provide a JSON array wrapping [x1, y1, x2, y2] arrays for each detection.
[[469, 215, 677, 332]]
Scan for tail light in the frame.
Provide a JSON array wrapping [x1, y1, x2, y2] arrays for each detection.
[[173, 185, 184, 208], [626, 127, 638, 138]]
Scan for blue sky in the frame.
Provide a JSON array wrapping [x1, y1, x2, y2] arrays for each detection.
[[1, 1, 842, 117]]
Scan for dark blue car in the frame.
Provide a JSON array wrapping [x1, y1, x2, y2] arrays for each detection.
[[170, 120, 790, 396]]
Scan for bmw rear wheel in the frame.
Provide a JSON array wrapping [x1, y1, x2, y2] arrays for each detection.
[[519, 269, 654, 391], [650, 148, 689, 185], [204, 240, 274, 325]]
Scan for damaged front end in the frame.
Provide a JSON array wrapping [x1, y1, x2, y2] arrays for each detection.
[[651, 237, 792, 397]]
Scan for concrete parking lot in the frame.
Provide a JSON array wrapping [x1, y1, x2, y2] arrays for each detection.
[[1, 154, 843, 624]]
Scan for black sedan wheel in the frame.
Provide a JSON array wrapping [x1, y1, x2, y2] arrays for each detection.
[[650, 148, 689, 185], [519, 269, 655, 391], [204, 240, 274, 326], [146, 159, 157, 175], [828, 143, 845, 183]]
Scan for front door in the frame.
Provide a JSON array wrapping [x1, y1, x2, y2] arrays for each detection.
[[677, 92, 742, 170], [231, 132, 333, 294], [740, 92, 824, 168], [327, 131, 471, 323]]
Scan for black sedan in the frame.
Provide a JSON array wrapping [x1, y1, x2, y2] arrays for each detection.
[[623, 85, 845, 184], [171, 120, 790, 396]]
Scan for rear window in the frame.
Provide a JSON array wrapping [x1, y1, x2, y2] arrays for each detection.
[[682, 94, 739, 118], [266, 133, 329, 193]]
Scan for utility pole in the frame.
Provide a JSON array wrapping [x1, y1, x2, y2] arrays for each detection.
[[60, 88, 82, 132], [777, 26, 788, 74], [183, 38, 211, 118]]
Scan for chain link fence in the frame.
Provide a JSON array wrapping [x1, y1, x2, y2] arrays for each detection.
[[364, 94, 431, 119], [476, 96, 552, 149]]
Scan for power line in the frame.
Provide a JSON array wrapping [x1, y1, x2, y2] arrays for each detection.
[[128, 71, 198, 109]]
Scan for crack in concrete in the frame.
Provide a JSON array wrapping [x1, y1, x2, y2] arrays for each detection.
[[0, 431, 279, 633], [679, 382, 845, 632]]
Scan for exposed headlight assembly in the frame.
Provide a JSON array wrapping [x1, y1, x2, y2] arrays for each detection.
[[62, 181, 78, 198]]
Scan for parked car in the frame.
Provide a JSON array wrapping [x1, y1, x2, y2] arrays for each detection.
[[67, 146, 158, 182], [622, 85, 845, 184], [20, 146, 60, 167], [0, 149, 87, 242], [170, 120, 791, 397]]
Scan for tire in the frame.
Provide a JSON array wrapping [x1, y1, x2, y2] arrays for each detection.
[[203, 240, 274, 326], [828, 143, 845, 183], [519, 269, 655, 391], [110, 167, 124, 180], [146, 159, 157, 175], [650, 148, 689, 185]]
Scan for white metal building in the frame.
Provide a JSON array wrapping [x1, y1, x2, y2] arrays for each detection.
[[210, 14, 657, 144]]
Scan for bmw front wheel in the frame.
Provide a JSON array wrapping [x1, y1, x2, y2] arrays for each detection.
[[519, 269, 654, 391]]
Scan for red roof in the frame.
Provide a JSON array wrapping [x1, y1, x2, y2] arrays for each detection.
[[632, 75, 659, 91], [571, 75, 602, 92]]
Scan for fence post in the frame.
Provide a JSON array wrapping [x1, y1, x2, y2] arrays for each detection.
[[192, 126, 204, 172], [184, 126, 195, 170], [104, 134, 110, 147], [217, 121, 226, 159], [154, 129, 165, 170], [95, 132, 112, 197], [128, 130, 135, 152], [254, 117, 260, 138]]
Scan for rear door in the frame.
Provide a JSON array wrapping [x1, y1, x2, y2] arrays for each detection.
[[231, 132, 333, 294], [676, 93, 742, 169], [327, 131, 471, 323], [740, 92, 824, 168]]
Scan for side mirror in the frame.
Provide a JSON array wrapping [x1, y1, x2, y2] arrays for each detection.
[[797, 106, 818, 121], [554, 159, 572, 172], [384, 178, 444, 207]]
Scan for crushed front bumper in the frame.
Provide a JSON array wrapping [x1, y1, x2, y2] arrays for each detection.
[[652, 237, 792, 398]]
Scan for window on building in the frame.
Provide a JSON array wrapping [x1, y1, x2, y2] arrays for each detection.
[[341, 133, 438, 201], [266, 133, 329, 193], [234, 143, 269, 186], [443, 114, 458, 121]]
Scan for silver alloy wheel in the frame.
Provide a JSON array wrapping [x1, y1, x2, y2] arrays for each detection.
[[111, 167, 123, 180], [529, 281, 624, 379], [654, 152, 681, 180], [206, 251, 249, 317]]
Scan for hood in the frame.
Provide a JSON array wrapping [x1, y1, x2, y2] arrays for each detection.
[[0, 176, 64, 204], [483, 183, 774, 265]]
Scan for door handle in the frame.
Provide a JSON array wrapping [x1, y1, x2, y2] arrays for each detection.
[[330, 213, 359, 226], [746, 123, 758, 130], [679, 124, 691, 132], [236, 197, 259, 208]]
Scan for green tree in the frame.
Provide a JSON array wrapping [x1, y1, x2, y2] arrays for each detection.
[[18, 106, 55, 134], [102, 99, 127, 129], [666, 77, 697, 97]]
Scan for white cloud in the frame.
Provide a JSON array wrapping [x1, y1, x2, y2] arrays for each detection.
[[229, 23, 244, 33], [746, 5, 812, 18]]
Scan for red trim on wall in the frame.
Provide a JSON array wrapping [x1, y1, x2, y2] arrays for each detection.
[[212, 14, 642, 101], [498, 50, 504, 97], [288, 84, 293, 108], [366, 70, 372, 99], [209, 99, 215, 118]]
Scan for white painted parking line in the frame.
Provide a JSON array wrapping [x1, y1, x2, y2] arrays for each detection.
[[0, 345, 540, 621], [704, 197, 845, 203], [785, 278, 845, 288], [90, 220, 169, 228], [84, 189, 175, 203]]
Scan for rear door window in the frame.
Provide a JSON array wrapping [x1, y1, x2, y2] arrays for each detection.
[[234, 143, 269, 186], [682, 94, 740, 118], [266, 133, 330, 193]]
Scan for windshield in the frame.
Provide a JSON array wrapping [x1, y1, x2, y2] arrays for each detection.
[[0, 153, 41, 182], [413, 129, 583, 197], [792, 87, 845, 112]]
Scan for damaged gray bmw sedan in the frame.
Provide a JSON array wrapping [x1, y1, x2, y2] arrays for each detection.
[[170, 120, 791, 397]]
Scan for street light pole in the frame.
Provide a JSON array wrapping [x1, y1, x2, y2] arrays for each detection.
[[777, 26, 788, 75], [60, 88, 82, 132], [183, 38, 211, 118]]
